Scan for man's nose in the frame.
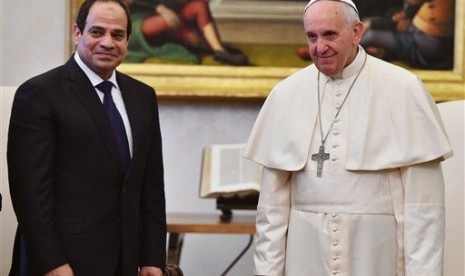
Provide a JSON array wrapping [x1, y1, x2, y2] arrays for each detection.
[[100, 34, 115, 48], [315, 38, 328, 52]]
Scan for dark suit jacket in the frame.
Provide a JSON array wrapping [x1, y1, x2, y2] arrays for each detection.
[[7, 57, 166, 276]]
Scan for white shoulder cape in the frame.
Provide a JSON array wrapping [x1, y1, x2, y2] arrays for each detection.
[[244, 55, 453, 171]]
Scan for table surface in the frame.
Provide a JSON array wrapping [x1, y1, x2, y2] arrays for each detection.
[[167, 212, 256, 234]]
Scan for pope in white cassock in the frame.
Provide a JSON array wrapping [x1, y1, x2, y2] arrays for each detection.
[[243, 0, 453, 275]]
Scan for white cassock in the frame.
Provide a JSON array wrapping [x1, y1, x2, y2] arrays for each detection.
[[244, 47, 453, 276]]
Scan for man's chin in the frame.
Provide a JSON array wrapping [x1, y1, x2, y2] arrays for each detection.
[[95, 60, 122, 70], [316, 66, 337, 76]]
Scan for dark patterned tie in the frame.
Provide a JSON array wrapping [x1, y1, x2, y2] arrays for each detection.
[[96, 81, 131, 171]]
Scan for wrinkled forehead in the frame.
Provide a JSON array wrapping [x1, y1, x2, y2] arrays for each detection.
[[304, 0, 358, 13]]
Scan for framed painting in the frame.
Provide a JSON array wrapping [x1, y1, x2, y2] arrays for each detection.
[[68, 0, 464, 101]]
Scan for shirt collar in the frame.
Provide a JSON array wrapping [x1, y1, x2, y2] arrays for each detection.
[[74, 52, 119, 89]]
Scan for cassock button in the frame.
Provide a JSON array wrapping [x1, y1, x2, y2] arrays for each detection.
[[332, 227, 338, 232], [332, 241, 339, 246], [332, 270, 339, 275], [116, 219, 121, 224], [332, 213, 338, 218], [332, 256, 338, 261], [122, 186, 127, 193]]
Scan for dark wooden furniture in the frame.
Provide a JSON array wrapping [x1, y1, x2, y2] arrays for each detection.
[[167, 212, 256, 275]]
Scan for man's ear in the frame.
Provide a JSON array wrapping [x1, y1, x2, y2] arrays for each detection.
[[352, 21, 365, 45], [73, 23, 82, 47]]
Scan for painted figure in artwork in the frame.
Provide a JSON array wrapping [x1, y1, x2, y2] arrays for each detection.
[[124, 0, 249, 65], [360, 0, 455, 69]]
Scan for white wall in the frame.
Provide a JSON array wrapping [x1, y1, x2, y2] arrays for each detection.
[[159, 101, 259, 275], [0, 87, 17, 276], [0, 0, 261, 275]]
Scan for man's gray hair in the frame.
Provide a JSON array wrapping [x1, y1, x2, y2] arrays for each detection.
[[340, 2, 360, 24]]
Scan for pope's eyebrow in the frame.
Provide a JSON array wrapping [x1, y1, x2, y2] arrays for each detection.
[[323, 30, 337, 36]]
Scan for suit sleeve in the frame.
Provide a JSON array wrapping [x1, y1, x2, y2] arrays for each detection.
[[254, 167, 292, 276], [7, 83, 68, 274], [139, 90, 167, 268], [401, 160, 445, 276]]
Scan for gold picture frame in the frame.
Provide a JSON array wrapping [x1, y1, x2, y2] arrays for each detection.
[[69, 0, 464, 101]]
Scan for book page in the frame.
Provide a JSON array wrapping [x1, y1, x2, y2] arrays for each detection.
[[200, 143, 262, 198]]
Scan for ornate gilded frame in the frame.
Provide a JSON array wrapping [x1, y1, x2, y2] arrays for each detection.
[[69, 0, 464, 101]]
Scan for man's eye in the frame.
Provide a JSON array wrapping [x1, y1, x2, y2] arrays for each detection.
[[113, 33, 125, 40], [325, 33, 337, 41], [89, 30, 102, 37], [307, 35, 317, 43]]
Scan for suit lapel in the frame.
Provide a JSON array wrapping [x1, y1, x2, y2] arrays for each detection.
[[63, 58, 126, 175], [116, 73, 143, 176]]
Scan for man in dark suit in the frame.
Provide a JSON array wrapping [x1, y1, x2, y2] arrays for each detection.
[[7, 1, 166, 275]]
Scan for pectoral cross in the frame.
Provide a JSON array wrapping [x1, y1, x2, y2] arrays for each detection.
[[311, 145, 330, 177]]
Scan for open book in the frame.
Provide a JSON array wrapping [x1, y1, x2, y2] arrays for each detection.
[[199, 143, 262, 198]]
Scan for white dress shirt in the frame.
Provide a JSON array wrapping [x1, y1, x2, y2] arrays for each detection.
[[74, 53, 133, 157]]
